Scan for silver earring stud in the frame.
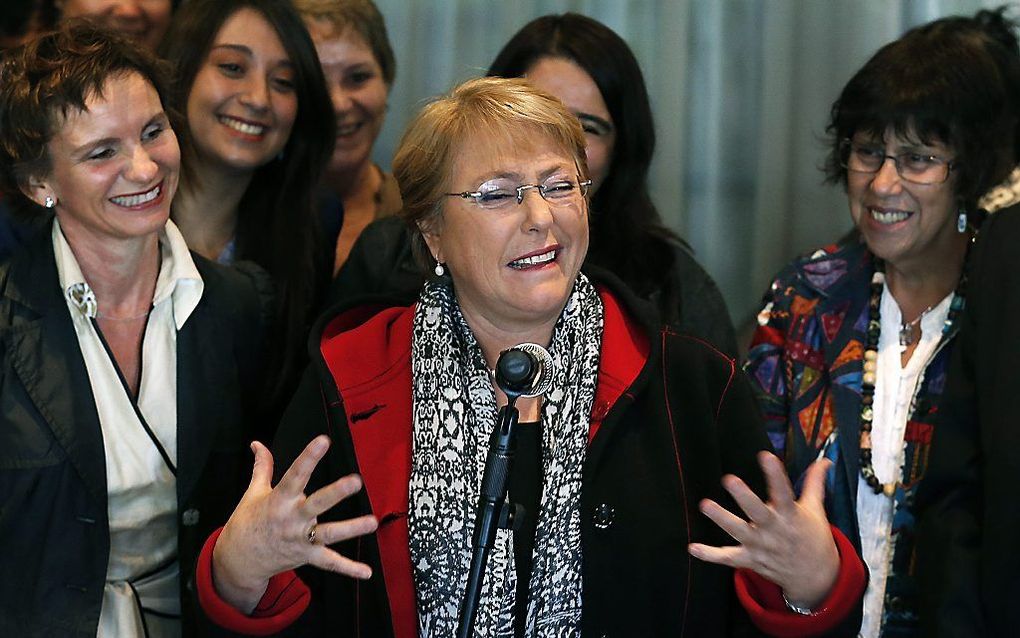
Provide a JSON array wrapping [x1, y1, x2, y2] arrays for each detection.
[[44, 196, 56, 209], [434, 262, 445, 277], [957, 210, 967, 234]]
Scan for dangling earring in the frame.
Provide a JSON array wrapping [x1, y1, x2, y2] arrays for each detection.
[[434, 262, 445, 277], [957, 209, 968, 234], [44, 196, 56, 209]]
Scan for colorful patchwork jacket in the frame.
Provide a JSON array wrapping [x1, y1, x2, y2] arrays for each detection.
[[745, 239, 960, 635]]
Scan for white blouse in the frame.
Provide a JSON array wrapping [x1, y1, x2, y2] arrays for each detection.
[[53, 220, 203, 638], [856, 284, 951, 638]]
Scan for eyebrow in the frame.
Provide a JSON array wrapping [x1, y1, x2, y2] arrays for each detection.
[[538, 164, 573, 180], [471, 164, 574, 186], [577, 112, 613, 132], [70, 112, 169, 156], [210, 43, 253, 57], [210, 44, 295, 69], [858, 140, 944, 155], [475, 171, 521, 184]]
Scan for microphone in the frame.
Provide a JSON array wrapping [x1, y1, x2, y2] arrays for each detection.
[[457, 343, 553, 638], [494, 343, 553, 399]]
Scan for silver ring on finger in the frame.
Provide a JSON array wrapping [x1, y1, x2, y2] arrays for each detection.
[[307, 523, 318, 545]]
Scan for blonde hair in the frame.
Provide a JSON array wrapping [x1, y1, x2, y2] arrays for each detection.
[[292, 0, 395, 85], [393, 76, 588, 267]]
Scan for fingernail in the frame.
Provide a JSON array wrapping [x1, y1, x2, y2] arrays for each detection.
[[250, 442, 257, 455]]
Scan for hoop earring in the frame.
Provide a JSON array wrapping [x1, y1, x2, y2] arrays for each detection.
[[957, 209, 968, 234]]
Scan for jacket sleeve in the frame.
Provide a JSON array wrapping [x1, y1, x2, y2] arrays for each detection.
[[710, 344, 865, 636], [196, 528, 311, 636], [913, 216, 992, 636], [734, 525, 867, 637], [196, 365, 342, 636]]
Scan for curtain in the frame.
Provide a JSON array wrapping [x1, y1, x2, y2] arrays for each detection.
[[371, 0, 1001, 327]]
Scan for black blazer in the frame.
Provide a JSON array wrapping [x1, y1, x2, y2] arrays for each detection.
[[0, 225, 269, 636], [915, 204, 1020, 637]]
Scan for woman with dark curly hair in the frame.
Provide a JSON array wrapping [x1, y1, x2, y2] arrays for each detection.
[[744, 9, 1020, 636]]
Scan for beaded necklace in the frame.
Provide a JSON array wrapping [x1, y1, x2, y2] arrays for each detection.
[[859, 259, 967, 496]]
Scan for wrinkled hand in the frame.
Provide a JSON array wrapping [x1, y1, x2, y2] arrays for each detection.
[[212, 435, 379, 613], [688, 452, 839, 609]]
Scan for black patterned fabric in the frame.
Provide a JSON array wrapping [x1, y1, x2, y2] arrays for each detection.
[[408, 274, 603, 637]]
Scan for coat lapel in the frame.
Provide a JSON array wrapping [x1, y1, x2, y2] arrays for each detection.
[[801, 242, 872, 535], [174, 290, 232, 505], [2, 229, 107, 502]]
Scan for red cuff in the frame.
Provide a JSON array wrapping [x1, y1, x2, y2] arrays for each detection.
[[196, 526, 312, 636], [734, 525, 866, 637]]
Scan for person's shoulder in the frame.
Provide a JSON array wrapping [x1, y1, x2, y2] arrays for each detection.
[[595, 271, 735, 389], [314, 299, 415, 390], [981, 202, 1020, 245], [665, 239, 721, 292], [767, 235, 870, 300], [193, 254, 272, 304], [360, 214, 410, 248], [191, 254, 275, 335]]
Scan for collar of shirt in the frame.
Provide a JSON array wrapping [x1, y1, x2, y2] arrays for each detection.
[[52, 219, 204, 330]]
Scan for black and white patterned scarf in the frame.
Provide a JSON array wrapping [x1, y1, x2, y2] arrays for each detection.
[[408, 274, 603, 637]]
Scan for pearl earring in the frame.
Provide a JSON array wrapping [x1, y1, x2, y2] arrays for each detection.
[[957, 210, 967, 234], [44, 196, 56, 209], [434, 262, 445, 277]]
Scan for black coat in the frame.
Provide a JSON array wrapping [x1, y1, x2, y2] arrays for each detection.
[[261, 271, 780, 637], [0, 227, 269, 636], [915, 203, 1020, 637]]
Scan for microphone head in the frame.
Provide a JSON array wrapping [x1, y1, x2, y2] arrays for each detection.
[[495, 343, 553, 398]]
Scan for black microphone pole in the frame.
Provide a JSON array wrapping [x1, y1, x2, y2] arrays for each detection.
[[456, 348, 540, 638]]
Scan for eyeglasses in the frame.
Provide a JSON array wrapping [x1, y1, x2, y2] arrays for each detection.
[[840, 139, 955, 185], [444, 174, 592, 211]]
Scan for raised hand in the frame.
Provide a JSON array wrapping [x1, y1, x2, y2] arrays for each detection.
[[688, 452, 839, 609], [212, 435, 379, 613]]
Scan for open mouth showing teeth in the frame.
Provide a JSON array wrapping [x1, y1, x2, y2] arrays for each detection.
[[337, 122, 362, 136], [220, 116, 266, 136], [509, 249, 557, 269], [870, 208, 911, 224], [110, 183, 161, 207]]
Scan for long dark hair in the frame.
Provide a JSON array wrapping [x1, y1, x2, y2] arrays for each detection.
[[160, 0, 335, 400], [488, 12, 681, 299]]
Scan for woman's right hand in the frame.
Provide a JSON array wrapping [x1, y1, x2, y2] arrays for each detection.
[[211, 435, 379, 613]]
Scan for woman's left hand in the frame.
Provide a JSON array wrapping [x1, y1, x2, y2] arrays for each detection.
[[688, 451, 839, 610]]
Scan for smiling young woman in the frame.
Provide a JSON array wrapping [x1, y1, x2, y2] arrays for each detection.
[[159, 0, 336, 424]]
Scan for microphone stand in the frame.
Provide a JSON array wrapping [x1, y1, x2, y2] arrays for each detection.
[[456, 394, 522, 638]]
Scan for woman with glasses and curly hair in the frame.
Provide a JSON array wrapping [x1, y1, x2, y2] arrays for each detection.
[[744, 9, 1020, 636]]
